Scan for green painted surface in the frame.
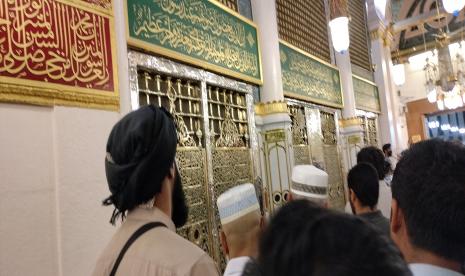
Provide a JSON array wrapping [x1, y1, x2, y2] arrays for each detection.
[[127, 0, 261, 83], [353, 76, 381, 113], [280, 42, 343, 108]]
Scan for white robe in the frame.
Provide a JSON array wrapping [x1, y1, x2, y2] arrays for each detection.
[[409, 263, 464, 276], [223, 256, 251, 276]]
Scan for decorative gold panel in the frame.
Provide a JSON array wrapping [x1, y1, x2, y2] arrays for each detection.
[[276, 0, 331, 62], [263, 129, 291, 212], [294, 145, 311, 165], [211, 148, 252, 270], [320, 111, 338, 145], [289, 103, 310, 165], [317, 108, 345, 210], [348, 0, 371, 71], [208, 83, 253, 270], [367, 117, 378, 146], [176, 149, 212, 254], [323, 145, 346, 209]]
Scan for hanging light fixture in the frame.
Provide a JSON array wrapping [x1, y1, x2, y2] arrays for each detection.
[[419, 18, 465, 110], [329, 16, 350, 53], [437, 94, 445, 110], [442, 0, 465, 15], [393, 63, 406, 86]]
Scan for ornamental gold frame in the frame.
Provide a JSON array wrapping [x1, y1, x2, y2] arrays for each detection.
[[352, 74, 381, 114], [279, 39, 344, 109], [0, 0, 120, 111], [128, 50, 260, 265], [123, 0, 263, 86]]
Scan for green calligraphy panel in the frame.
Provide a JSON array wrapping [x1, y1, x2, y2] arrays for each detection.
[[280, 41, 343, 108], [126, 0, 262, 84], [353, 76, 381, 113]]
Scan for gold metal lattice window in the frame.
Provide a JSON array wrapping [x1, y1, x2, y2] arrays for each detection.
[[348, 0, 372, 71], [136, 69, 213, 256], [130, 52, 259, 270], [137, 71, 204, 147], [276, 0, 331, 62], [359, 116, 379, 146], [207, 86, 249, 148]]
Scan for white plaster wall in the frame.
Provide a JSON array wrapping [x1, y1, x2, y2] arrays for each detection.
[[397, 63, 427, 102], [0, 103, 121, 276], [53, 106, 119, 276], [0, 104, 58, 276]]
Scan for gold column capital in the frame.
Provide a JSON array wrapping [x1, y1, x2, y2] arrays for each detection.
[[255, 100, 288, 116], [369, 23, 394, 47]]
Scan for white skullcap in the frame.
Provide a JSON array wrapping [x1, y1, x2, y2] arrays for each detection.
[[217, 183, 260, 225], [291, 165, 329, 200]]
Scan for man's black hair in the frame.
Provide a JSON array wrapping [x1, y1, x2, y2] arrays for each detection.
[[256, 200, 411, 276], [357, 146, 385, 179], [348, 163, 379, 209], [382, 143, 391, 153], [392, 139, 465, 263]]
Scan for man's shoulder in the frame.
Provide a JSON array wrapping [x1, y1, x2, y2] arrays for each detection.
[[146, 227, 209, 258]]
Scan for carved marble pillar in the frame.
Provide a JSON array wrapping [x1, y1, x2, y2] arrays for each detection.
[[329, 0, 364, 173], [252, 0, 293, 212], [366, 0, 406, 153]]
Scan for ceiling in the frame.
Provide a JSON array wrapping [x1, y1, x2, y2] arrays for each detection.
[[391, 0, 465, 57]]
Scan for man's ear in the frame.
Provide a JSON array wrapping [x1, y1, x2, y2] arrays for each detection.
[[168, 163, 176, 179], [220, 230, 229, 257], [259, 215, 266, 230], [349, 189, 356, 203]]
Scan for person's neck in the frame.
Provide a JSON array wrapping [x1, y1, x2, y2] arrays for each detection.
[[408, 247, 462, 273], [355, 205, 376, 215], [229, 242, 258, 259], [228, 237, 258, 259]]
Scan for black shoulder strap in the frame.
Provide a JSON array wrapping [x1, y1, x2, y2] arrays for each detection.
[[110, 222, 166, 276]]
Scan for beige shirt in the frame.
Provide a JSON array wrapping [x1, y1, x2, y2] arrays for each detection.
[[92, 207, 219, 276]]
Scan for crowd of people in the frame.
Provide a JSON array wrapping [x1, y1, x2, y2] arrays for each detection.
[[92, 106, 465, 276]]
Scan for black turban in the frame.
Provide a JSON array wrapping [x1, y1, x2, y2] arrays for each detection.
[[103, 105, 177, 224]]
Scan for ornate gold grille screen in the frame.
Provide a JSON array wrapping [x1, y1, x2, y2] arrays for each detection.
[[287, 100, 346, 210], [129, 51, 257, 270], [359, 116, 379, 146], [276, 0, 331, 62]]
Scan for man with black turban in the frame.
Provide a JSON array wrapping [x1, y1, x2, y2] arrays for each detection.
[[92, 106, 219, 276]]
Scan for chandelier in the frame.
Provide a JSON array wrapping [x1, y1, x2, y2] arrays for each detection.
[[423, 33, 465, 110], [442, 0, 465, 15]]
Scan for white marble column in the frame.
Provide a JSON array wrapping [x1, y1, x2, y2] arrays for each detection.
[[252, 0, 293, 212], [251, 0, 284, 103], [366, 0, 406, 153], [336, 51, 358, 119], [334, 40, 364, 173], [114, 0, 131, 114]]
